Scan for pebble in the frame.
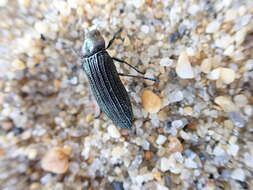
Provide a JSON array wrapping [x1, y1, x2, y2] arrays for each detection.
[[244, 153, 253, 168], [107, 124, 121, 138], [244, 105, 252, 116], [184, 158, 198, 168], [160, 157, 172, 172], [160, 57, 173, 67], [186, 123, 197, 130], [41, 146, 71, 174], [208, 67, 235, 84], [228, 112, 245, 128], [157, 184, 169, 190], [160, 155, 182, 174], [214, 96, 237, 112], [183, 107, 193, 115], [213, 145, 225, 157], [141, 90, 161, 113], [220, 68, 235, 84], [111, 181, 124, 190], [168, 137, 183, 154], [176, 52, 194, 79], [200, 58, 212, 73], [124, 36, 130, 46], [224, 45, 234, 56], [144, 151, 153, 161], [171, 120, 184, 128], [141, 25, 150, 34], [203, 181, 216, 190], [168, 90, 184, 103], [206, 21, 220, 33], [12, 59, 26, 70], [156, 135, 167, 145], [111, 146, 124, 158], [208, 68, 221, 80], [34, 21, 50, 35], [0, 149, 5, 157], [2, 120, 13, 131], [215, 35, 234, 49], [225, 9, 237, 21], [234, 94, 248, 107], [227, 144, 239, 156], [0, 0, 8, 7], [230, 168, 245, 181]]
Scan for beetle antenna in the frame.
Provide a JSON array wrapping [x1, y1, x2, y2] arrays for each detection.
[[106, 27, 123, 49], [118, 73, 159, 82]]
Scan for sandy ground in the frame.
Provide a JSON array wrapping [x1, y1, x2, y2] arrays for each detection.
[[0, 0, 253, 189]]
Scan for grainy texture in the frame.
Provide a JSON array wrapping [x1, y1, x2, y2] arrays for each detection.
[[82, 51, 133, 129], [0, 0, 253, 190]]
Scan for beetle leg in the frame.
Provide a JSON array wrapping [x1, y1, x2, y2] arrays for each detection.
[[118, 73, 159, 82], [106, 28, 123, 49], [94, 108, 101, 119], [112, 57, 145, 75]]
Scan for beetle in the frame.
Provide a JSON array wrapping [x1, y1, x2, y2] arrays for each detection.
[[79, 28, 158, 129]]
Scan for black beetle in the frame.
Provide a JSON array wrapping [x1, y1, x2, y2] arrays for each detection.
[[79, 28, 158, 129]]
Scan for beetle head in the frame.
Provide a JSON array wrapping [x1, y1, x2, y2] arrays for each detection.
[[82, 29, 105, 57]]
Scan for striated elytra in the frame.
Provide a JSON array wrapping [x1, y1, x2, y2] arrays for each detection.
[[80, 29, 158, 129]]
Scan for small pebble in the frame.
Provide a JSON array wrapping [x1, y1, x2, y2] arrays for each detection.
[[168, 137, 183, 154], [184, 158, 198, 169], [213, 145, 225, 156], [171, 120, 184, 128], [34, 21, 50, 35], [157, 184, 169, 190], [187, 123, 197, 130], [124, 36, 130, 46], [224, 45, 234, 56], [160, 157, 171, 172], [204, 181, 216, 190], [214, 96, 237, 112], [0, 0, 8, 7], [220, 68, 235, 84], [156, 135, 167, 145], [208, 67, 235, 84], [169, 31, 180, 43], [231, 168, 245, 181], [234, 94, 248, 107], [111, 146, 124, 158], [200, 58, 212, 73], [41, 146, 71, 174], [12, 59, 26, 70], [244, 105, 252, 116], [176, 52, 194, 79], [0, 149, 5, 157], [141, 90, 161, 113], [206, 21, 220, 33], [107, 125, 121, 138], [227, 144, 239, 156], [141, 25, 150, 34], [228, 112, 245, 128], [168, 90, 184, 103], [144, 151, 153, 161], [160, 57, 173, 67], [20, 0, 30, 7], [183, 106, 193, 115], [111, 181, 124, 190], [12, 127, 24, 135], [2, 120, 13, 131], [208, 68, 221, 80]]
